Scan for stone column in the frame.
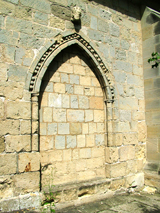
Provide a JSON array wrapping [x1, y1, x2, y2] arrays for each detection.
[[31, 93, 39, 151]]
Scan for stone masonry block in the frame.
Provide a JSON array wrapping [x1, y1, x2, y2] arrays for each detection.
[[74, 85, 84, 95], [0, 153, 17, 175], [67, 110, 84, 122], [85, 110, 93, 122], [48, 93, 62, 108], [77, 135, 85, 147], [63, 149, 71, 161], [70, 74, 79, 84], [77, 170, 96, 181], [0, 136, 5, 153], [0, 120, 20, 135], [13, 172, 40, 195], [94, 110, 104, 122], [92, 147, 104, 158], [105, 147, 119, 163], [19, 192, 40, 210], [20, 120, 31, 135], [123, 133, 138, 145], [86, 134, 95, 147], [47, 123, 57, 135], [84, 86, 95, 96], [20, 0, 51, 13], [90, 97, 104, 109], [67, 135, 76, 148], [80, 148, 91, 159], [119, 145, 135, 162], [58, 123, 69, 134], [0, 197, 19, 212], [79, 96, 89, 109], [80, 76, 91, 86], [18, 152, 40, 172], [59, 63, 73, 73], [109, 22, 120, 37], [5, 135, 31, 152], [106, 162, 127, 178], [54, 83, 65, 93], [138, 121, 147, 142], [89, 123, 96, 134], [43, 107, 52, 122], [53, 109, 66, 122], [65, 84, 74, 94], [55, 136, 65, 149], [7, 101, 31, 119], [40, 135, 53, 151], [62, 94, 70, 108], [71, 95, 78, 108], [70, 123, 81, 134], [126, 173, 144, 188], [95, 134, 104, 146]]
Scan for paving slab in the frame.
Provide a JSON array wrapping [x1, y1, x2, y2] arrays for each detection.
[[6, 192, 160, 213]]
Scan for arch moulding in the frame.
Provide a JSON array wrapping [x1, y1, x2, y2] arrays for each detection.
[[27, 31, 116, 151]]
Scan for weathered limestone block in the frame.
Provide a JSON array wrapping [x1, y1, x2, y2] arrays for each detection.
[[80, 148, 91, 159], [40, 135, 54, 151], [0, 136, 5, 153], [67, 135, 76, 148], [0, 175, 14, 199], [0, 153, 17, 175], [53, 109, 66, 122], [76, 159, 87, 172], [92, 147, 104, 158], [135, 144, 146, 159], [77, 170, 96, 181], [119, 145, 135, 162], [77, 135, 85, 147], [90, 97, 104, 109], [70, 123, 81, 134], [20, 120, 31, 134], [110, 178, 125, 190], [0, 197, 19, 212], [67, 110, 84, 122], [19, 192, 40, 210], [94, 110, 104, 122], [105, 147, 119, 163], [18, 152, 40, 172], [7, 101, 31, 119], [5, 135, 31, 152], [50, 16, 65, 30], [138, 121, 147, 142], [126, 173, 144, 188], [58, 123, 69, 134], [0, 119, 20, 135], [12, 172, 40, 196], [63, 149, 71, 161], [55, 136, 65, 149], [0, 98, 4, 119], [126, 160, 137, 175], [86, 134, 94, 147], [106, 162, 127, 178], [123, 133, 138, 145], [89, 123, 96, 134], [63, 188, 77, 201]]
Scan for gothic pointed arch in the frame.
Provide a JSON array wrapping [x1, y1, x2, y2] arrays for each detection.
[[27, 31, 115, 103]]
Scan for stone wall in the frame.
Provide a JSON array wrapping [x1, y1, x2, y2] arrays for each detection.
[[141, 7, 160, 190], [0, 0, 147, 211]]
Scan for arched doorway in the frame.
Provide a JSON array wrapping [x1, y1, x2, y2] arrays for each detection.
[[39, 44, 106, 189]]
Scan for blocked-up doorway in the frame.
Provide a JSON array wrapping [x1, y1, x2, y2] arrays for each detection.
[[39, 45, 106, 191]]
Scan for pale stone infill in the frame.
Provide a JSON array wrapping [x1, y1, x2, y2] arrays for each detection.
[[40, 47, 106, 187]]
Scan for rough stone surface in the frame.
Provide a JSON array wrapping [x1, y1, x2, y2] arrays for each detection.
[[0, 0, 156, 211]]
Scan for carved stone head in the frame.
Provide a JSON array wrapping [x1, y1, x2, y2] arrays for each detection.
[[71, 6, 82, 23]]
